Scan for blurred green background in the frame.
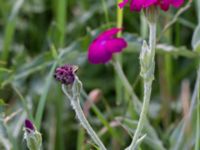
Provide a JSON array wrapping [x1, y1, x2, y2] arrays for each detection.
[[0, 0, 200, 149]]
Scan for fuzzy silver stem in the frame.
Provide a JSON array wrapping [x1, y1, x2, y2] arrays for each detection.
[[62, 81, 107, 150], [125, 17, 157, 150]]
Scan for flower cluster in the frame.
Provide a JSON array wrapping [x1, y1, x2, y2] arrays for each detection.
[[119, 0, 184, 11], [86, 0, 184, 64]]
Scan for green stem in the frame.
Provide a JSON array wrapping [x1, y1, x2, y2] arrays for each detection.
[[62, 85, 107, 150], [196, 0, 200, 23], [35, 61, 58, 129], [112, 60, 165, 150], [115, 0, 124, 105], [149, 23, 156, 57], [12, 85, 33, 121], [126, 81, 152, 150], [112, 60, 141, 113], [77, 128, 85, 150], [113, 61, 133, 94], [55, 0, 67, 47], [140, 14, 148, 39], [195, 66, 200, 150], [125, 21, 157, 150], [1, 0, 24, 62], [117, 0, 123, 35], [101, 0, 110, 25]]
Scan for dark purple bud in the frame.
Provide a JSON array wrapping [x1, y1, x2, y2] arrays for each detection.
[[54, 64, 78, 85], [25, 119, 35, 133]]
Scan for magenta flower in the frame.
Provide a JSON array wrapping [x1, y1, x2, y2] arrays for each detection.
[[88, 28, 127, 64], [119, 0, 184, 11]]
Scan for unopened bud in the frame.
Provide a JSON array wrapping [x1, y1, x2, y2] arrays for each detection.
[[25, 119, 35, 133], [54, 64, 78, 86], [24, 119, 42, 150], [140, 40, 154, 81], [140, 41, 151, 63]]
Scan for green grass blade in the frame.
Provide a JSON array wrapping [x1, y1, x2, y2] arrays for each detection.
[[195, 67, 200, 150], [77, 128, 85, 150], [1, 0, 24, 62], [12, 85, 33, 121], [35, 60, 58, 129], [54, 0, 67, 47]]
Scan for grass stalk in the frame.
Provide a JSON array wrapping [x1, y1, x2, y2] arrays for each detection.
[[1, 0, 24, 62], [77, 128, 85, 150], [55, 0, 67, 47], [195, 66, 200, 150], [35, 46, 59, 129], [12, 85, 33, 121], [101, 0, 110, 25], [115, 0, 124, 105]]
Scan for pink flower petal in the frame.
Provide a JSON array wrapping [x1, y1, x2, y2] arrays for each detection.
[[88, 41, 112, 64], [97, 28, 122, 41], [171, 0, 184, 8], [130, 0, 145, 11], [118, 0, 184, 12], [159, 0, 170, 11], [106, 38, 127, 53], [130, 0, 157, 11], [143, 0, 158, 8], [88, 28, 127, 64]]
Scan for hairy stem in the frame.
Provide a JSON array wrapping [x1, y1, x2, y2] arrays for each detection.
[[112, 60, 165, 150], [125, 21, 157, 150], [62, 85, 107, 150]]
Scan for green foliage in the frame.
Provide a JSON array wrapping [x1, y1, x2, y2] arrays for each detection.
[[192, 25, 200, 51], [0, 0, 199, 150], [0, 99, 6, 106]]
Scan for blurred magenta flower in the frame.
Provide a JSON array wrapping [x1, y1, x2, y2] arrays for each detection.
[[119, 0, 184, 11], [88, 28, 127, 64], [54, 64, 78, 85]]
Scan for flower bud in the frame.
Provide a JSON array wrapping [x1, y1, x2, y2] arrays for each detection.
[[140, 40, 154, 81], [54, 64, 78, 85], [25, 119, 35, 133], [24, 119, 42, 150], [140, 41, 151, 63]]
